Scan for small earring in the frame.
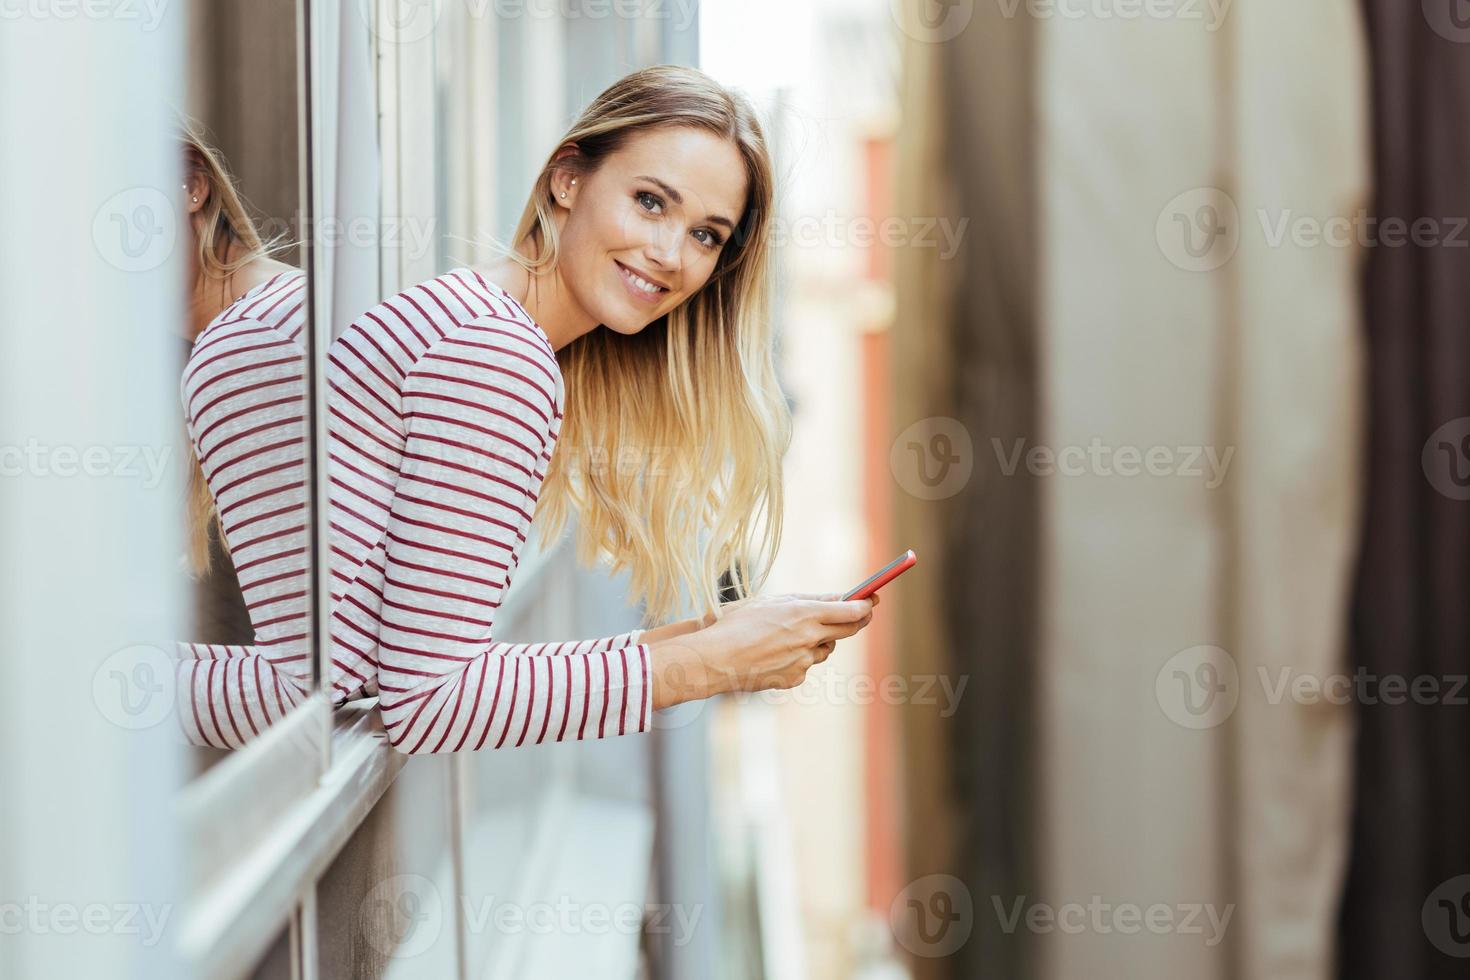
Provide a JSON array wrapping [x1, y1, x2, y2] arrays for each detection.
[[191, 196, 198, 203], [559, 191, 567, 199]]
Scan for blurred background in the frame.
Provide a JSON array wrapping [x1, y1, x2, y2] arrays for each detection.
[[2, 0, 1468, 978]]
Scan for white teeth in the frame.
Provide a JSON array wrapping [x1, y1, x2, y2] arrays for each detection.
[[620, 263, 664, 294]]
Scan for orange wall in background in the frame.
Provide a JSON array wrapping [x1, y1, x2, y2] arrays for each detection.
[[860, 132, 901, 917]]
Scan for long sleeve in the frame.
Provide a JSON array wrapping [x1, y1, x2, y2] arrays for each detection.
[[174, 642, 310, 748], [488, 629, 644, 658], [373, 319, 653, 754], [175, 290, 313, 750]]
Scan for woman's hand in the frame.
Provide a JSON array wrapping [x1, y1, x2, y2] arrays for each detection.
[[698, 590, 880, 628], [651, 592, 880, 709]]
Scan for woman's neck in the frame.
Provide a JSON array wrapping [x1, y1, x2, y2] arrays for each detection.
[[185, 245, 295, 341], [477, 240, 599, 353]]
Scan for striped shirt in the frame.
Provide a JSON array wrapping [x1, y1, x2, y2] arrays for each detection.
[[177, 268, 653, 752], [325, 267, 652, 753], [176, 270, 312, 748]]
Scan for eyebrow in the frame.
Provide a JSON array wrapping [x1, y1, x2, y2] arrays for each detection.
[[635, 175, 736, 231]]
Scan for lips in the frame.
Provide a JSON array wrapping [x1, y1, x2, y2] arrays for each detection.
[[615, 260, 669, 303]]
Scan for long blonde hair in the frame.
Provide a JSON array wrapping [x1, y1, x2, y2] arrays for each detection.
[[498, 65, 790, 625], [181, 122, 279, 576]]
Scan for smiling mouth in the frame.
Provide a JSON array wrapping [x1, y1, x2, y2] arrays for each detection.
[[615, 260, 670, 299]]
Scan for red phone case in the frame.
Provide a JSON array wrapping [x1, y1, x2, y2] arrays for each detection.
[[843, 549, 917, 600]]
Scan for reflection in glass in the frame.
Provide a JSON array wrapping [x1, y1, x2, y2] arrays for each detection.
[[173, 126, 310, 751]]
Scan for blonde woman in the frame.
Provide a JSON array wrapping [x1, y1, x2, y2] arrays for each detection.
[[176, 126, 312, 748], [305, 64, 869, 754]]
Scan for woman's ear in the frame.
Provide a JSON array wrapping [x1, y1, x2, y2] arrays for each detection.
[[549, 143, 583, 209], [552, 170, 579, 209], [184, 172, 209, 215]]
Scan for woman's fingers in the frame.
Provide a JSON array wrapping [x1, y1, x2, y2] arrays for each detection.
[[808, 598, 874, 624]]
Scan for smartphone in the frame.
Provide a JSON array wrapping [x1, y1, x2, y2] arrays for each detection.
[[842, 549, 917, 601]]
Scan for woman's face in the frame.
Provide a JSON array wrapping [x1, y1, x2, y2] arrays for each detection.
[[554, 126, 749, 335]]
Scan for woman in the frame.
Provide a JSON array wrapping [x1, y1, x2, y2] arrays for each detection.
[[175, 125, 312, 748], [324, 65, 877, 754], [187, 65, 879, 753]]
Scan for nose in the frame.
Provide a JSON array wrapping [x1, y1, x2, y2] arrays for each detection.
[[643, 223, 683, 278]]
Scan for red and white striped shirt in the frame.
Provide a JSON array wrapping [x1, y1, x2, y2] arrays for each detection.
[[178, 268, 654, 752], [325, 267, 652, 753], [176, 271, 312, 747]]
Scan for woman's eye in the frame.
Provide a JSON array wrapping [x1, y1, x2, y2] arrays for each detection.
[[635, 190, 662, 212], [692, 229, 724, 249]]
